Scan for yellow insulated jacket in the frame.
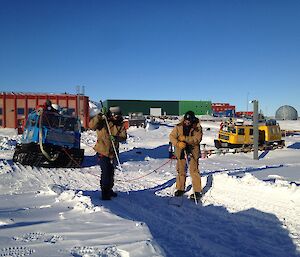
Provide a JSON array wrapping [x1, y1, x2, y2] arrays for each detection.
[[169, 118, 203, 159], [89, 114, 127, 159]]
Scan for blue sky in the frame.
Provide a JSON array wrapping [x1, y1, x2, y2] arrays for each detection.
[[0, 0, 299, 116]]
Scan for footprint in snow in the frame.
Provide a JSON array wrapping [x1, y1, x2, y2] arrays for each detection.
[[13, 232, 63, 244], [0, 246, 35, 257], [71, 246, 129, 257], [49, 184, 68, 194]]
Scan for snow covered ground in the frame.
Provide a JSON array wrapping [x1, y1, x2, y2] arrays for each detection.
[[0, 120, 300, 257]]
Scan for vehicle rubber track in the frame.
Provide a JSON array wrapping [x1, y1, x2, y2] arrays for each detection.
[[13, 143, 84, 168]]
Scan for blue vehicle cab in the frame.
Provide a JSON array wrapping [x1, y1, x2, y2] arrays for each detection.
[[13, 105, 84, 167]]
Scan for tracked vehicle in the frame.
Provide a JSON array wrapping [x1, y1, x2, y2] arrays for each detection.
[[13, 105, 84, 167], [214, 119, 285, 150]]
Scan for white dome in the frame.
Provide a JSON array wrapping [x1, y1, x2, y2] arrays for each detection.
[[275, 105, 298, 120]]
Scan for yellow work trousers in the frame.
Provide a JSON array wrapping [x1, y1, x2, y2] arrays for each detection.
[[176, 157, 202, 192]]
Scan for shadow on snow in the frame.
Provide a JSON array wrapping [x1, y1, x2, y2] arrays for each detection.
[[258, 149, 270, 159], [0, 220, 52, 230], [83, 175, 299, 257], [288, 142, 300, 149], [81, 144, 169, 167], [81, 154, 99, 168], [119, 144, 169, 162], [201, 164, 284, 177]]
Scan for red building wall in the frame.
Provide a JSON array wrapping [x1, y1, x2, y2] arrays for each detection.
[[212, 103, 236, 116], [0, 92, 90, 130], [236, 111, 254, 117]]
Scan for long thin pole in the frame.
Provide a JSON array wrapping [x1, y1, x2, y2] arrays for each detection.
[[103, 115, 122, 169], [253, 100, 259, 160], [184, 150, 198, 205]]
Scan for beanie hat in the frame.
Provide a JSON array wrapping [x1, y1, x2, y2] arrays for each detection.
[[184, 111, 196, 122]]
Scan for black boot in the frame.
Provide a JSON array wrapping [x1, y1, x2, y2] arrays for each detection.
[[101, 189, 111, 200], [190, 192, 203, 200], [174, 190, 185, 197]]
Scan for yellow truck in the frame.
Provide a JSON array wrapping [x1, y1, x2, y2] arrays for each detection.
[[214, 119, 285, 149]]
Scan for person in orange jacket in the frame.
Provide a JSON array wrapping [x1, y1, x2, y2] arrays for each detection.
[[169, 111, 203, 200], [89, 106, 127, 200]]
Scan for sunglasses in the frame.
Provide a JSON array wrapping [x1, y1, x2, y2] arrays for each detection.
[[111, 112, 121, 118]]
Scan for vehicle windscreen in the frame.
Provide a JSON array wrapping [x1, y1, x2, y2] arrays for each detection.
[[42, 113, 79, 131]]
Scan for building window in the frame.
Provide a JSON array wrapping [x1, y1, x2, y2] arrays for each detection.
[[17, 108, 25, 115], [28, 108, 34, 114], [0, 108, 2, 115], [0, 119, 2, 126]]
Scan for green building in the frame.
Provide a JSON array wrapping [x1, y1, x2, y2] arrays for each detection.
[[179, 101, 212, 115], [103, 99, 212, 116]]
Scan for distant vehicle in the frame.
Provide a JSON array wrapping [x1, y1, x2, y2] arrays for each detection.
[[128, 112, 146, 128], [145, 117, 160, 130], [214, 119, 285, 149], [13, 106, 84, 167]]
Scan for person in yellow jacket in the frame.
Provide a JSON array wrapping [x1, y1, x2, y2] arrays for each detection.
[[89, 106, 127, 200], [169, 111, 203, 200]]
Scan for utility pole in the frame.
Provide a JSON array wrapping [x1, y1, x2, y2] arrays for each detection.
[[251, 100, 259, 160], [76, 85, 80, 120]]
